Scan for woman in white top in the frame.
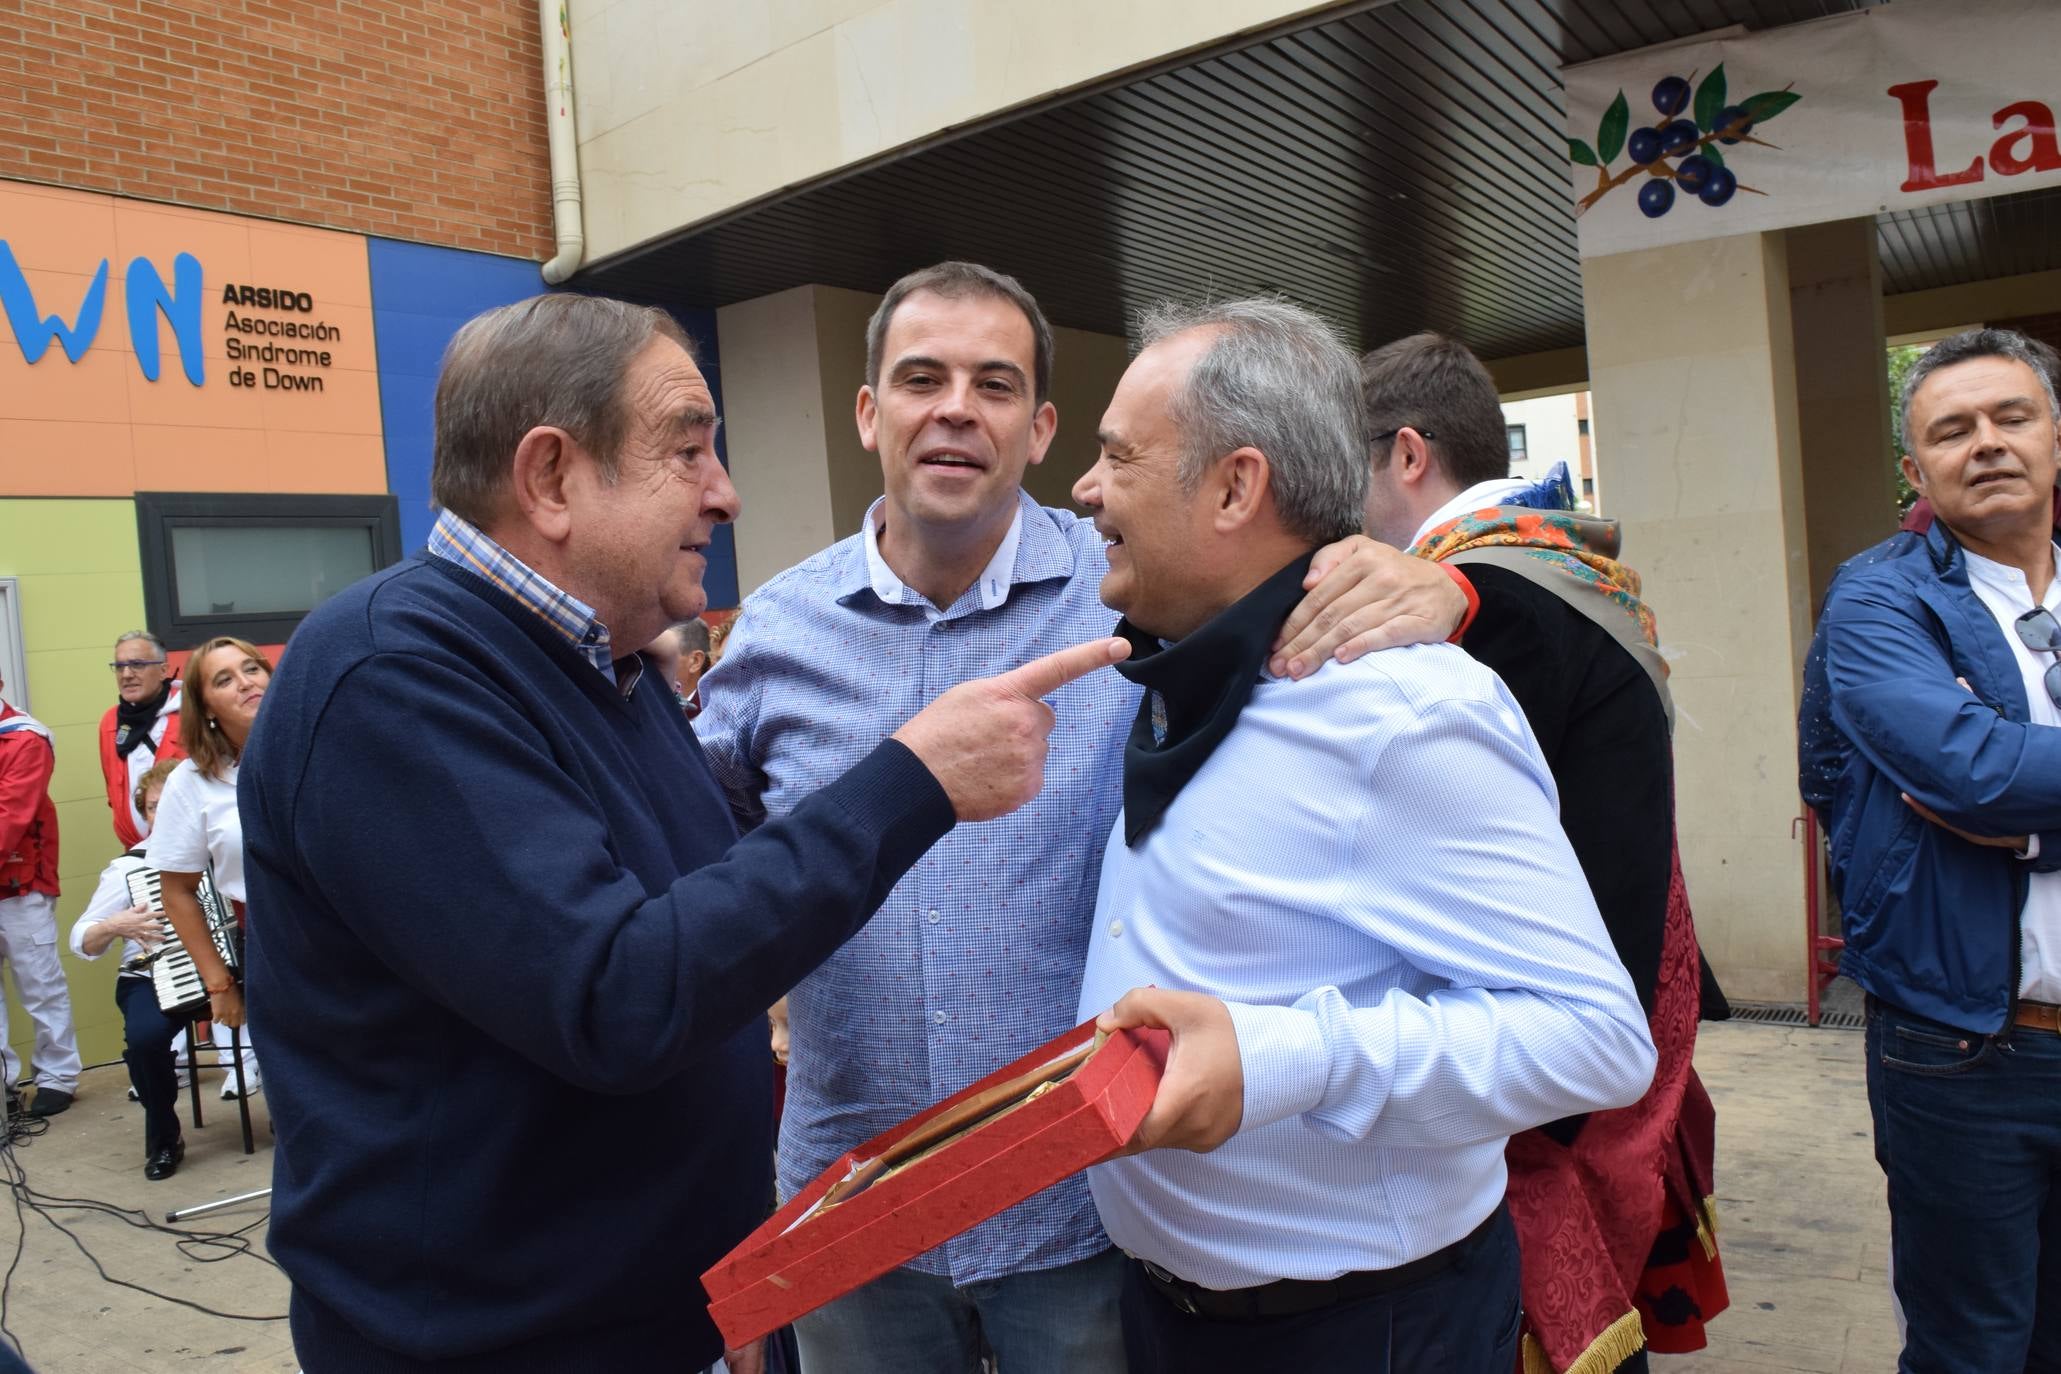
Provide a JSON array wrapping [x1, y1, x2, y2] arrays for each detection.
[[72, 757, 186, 1178], [150, 636, 270, 1050]]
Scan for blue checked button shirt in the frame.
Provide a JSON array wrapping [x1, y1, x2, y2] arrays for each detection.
[[697, 491, 1138, 1285]]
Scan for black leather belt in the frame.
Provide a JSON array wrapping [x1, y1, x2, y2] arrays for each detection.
[[1133, 1203, 1506, 1323]]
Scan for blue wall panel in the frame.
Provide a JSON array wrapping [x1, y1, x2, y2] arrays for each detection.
[[368, 238, 539, 555], [366, 243, 738, 609], [671, 306, 737, 610]]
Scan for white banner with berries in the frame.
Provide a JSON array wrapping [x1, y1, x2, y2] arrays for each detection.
[[1564, 0, 2061, 258]]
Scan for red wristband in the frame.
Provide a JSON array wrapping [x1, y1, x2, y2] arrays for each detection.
[[1440, 564, 1480, 644]]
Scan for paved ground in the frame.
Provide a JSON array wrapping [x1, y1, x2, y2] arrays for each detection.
[[1669, 1020, 1901, 1374], [0, 1065, 291, 1373], [0, 1021, 1900, 1373]]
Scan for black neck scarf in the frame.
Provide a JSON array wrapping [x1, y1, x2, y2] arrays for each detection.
[[1113, 551, 1314, 846], [112, 681, 171, 760]]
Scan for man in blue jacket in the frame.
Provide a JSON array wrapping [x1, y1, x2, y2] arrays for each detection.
[[240, 294, 1127, 1374], [1814, 327, 2061, 1370]]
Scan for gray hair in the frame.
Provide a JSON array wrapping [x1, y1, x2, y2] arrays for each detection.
[[865, 261, 1056, 404], [1899, 327, 2061, 453], [431, 294, 692, 524], [1136, 297, 1368, 545], [669, 619, 711, 655], [113, 629, 166, 658]]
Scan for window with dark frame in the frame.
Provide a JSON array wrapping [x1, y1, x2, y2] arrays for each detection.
[[1506, 424, 1529, 465], [135, 492, 403, 649]]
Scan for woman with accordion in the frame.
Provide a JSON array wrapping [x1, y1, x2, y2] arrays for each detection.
[[70, 757, 185, 1178]]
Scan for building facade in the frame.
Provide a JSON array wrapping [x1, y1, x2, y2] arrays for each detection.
[[0, 1, 736, 1064], [9, 0, 2061, 1071]]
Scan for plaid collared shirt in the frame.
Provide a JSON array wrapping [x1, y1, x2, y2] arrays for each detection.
[[425, 509, 640, 692]]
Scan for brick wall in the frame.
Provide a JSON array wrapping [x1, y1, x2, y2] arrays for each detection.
[[0, 0, 550, 258]]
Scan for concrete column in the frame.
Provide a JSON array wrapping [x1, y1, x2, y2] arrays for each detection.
[[1583, 232, 1813, 1003], [1786, 218, 1898, 613], [714, 285, 881, 597]]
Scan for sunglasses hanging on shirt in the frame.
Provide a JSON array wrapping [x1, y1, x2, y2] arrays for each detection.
[[2011, 606, 2061, 707]]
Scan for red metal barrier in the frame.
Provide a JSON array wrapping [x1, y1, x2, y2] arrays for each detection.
[[1797, 808, 1845, 1027]]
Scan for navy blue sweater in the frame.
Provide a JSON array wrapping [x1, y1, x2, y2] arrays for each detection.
[[242, 555, 954, 1371]]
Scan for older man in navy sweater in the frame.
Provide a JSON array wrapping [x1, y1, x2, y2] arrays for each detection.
[[240, 294, 1125, 1373]]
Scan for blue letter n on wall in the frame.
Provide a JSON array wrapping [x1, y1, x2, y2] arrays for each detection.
[[126, 252, 204, 385], [0, 241, 108, 365]]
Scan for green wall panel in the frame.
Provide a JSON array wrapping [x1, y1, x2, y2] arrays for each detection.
[[0, 503, 142, 577], [21, 571, 153, 651], [0, 499, 148, 1072]]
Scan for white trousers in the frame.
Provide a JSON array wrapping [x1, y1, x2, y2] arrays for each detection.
[[208, 1019, 260, 1093], [157, 1025, 260, 1095], [0, 892, 80, 1092]]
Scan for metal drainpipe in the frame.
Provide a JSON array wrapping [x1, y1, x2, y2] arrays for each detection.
[[539, 0, 584, 285]]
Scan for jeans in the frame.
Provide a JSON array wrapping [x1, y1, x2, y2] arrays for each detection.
[[1865, 998, 2061, 1372], [793, 1247, 1125, 1374], [115, 976, 183, 1154], [1117, 1204, 1522, 1373]]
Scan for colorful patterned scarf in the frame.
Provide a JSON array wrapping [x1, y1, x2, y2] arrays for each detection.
[[1412, 507, 1661, 655]]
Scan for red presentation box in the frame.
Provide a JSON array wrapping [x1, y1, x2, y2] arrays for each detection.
[[702, 1019, 1168, 1348]]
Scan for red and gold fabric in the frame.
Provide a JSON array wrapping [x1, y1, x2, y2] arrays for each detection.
[[1415, 506, 1727, 1373]]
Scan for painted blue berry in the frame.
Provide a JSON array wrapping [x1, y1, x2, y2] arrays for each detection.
[[1660, 119, 1700, 157], [1674, 154, 1714, 194], [1628, 127, 1663, 165], [1638, 179, 1676, 218], [1698, 167, 1739, 206], [1652, 76, 1691, 117], [1715, 106, 1754, 145]]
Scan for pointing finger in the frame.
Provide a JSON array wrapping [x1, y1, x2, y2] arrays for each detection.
[[993, 637, 1130, 701]]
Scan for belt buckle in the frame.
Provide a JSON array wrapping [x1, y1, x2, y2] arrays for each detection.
[[1141, 1259, 1200, 1315]]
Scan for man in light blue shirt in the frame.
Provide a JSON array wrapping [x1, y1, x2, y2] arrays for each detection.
[[1074, 298, 1656, 1372], [697, 262, 1469, 1374]]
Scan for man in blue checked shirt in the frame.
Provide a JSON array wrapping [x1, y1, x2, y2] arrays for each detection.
[[696, 261, 1470, 1374]]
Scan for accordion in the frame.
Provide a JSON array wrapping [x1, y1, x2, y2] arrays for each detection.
[[123, 864, 240, 1019]]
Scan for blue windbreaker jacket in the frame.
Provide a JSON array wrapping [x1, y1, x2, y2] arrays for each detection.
[[1812, 520, 2061, 1034]]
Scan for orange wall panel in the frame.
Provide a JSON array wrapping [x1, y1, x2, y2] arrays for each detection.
[[0, 418, 136, 498], [111, 202, 256, 286], [0, 181, 387, 498], [0, 183, 117, 270], [129, 428, 387, 498], [249, 224, 374, 309], [4, 335, 131, 426], [128, 427, 268, 493]]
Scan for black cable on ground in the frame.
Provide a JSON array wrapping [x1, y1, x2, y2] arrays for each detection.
[[0, 1070, 288, 1364]]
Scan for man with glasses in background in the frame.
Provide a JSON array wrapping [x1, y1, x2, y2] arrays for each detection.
[[98, 631, 185, 849], [1816, 327, 2061, 1369]]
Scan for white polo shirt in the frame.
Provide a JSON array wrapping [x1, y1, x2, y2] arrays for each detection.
[[146, 759, 245, 903]]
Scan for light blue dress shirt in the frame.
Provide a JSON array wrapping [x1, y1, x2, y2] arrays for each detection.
[[1078, 642, 1656, 1290], [697, 492, 1140, 1285]]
